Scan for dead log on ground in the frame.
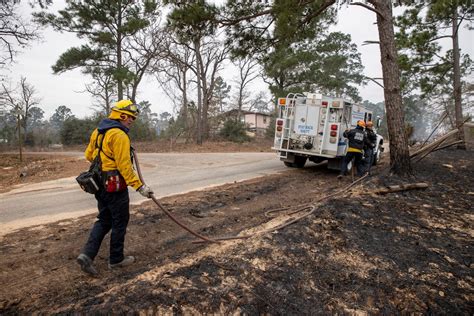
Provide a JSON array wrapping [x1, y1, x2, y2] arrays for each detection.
[[374, 183, 429, 195]]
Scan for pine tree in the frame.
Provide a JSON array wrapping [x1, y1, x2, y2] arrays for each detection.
[[33, 0, 160, 100], [396, 0, 473, 149]]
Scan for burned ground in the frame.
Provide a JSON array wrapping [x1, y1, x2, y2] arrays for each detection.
[[0, 154, 89, 193], [0, 148, 473, 314]]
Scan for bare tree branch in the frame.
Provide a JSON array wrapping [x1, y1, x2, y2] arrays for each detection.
[[0, 4, 40, 67], [364, 76, 384, 89], [350, 2, 386, 19], [362, 40, 380, 46]]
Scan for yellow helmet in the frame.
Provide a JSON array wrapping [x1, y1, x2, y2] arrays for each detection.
[[357, 120, 366, 128], [109, 100, 139, 119]]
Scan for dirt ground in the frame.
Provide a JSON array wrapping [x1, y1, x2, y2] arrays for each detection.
[[0, 143, 473, 314]]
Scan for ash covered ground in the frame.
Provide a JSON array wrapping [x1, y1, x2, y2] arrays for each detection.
[[1, 148, 472, 314]]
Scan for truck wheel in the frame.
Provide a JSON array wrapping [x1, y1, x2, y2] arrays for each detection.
[[294, 156, 307, 168], [284, 161, 295, 168]]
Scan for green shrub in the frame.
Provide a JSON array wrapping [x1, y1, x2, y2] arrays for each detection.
[[61, 117, 99, 145], [265, 116, 276, 139], [128, 118, 158, 141], [219, 119, 250, 143]]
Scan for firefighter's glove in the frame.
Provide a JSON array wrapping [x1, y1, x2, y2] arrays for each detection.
[[138, 185, 154, 198]]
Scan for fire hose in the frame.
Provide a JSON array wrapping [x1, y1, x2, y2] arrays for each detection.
[[192, 172, 369, 244], [132, 151, 219, 244], [133, 150, 368, 245]]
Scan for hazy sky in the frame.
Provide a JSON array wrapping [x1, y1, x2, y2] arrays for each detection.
[[1, 2, 472, 119]]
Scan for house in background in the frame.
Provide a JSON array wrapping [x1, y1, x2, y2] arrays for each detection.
[[218, 109, 272, 137]]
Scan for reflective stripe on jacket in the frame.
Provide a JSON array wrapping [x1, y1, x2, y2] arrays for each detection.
[[85, 127, 143, 190], [347, 147, 363, 153]]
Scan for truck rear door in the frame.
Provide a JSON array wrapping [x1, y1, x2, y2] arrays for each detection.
[[293, 96, 321, 151]]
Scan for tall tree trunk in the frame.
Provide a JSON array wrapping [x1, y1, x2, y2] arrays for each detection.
[[182, 67, 191, 143], [105, 88, 111, 115], [17, 114, 23, 162], [452, 8, 466, 149], [116, 1, 123, 100], [238, 83, 243, 121], [194, 39, 203, 145], [201, 71, 209, 141], [202, 95, 209, 141], [371, 0, 412, 176]]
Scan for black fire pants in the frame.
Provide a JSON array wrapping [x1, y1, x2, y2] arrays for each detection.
[[340, 151, 365, 177], [364, 147, 374, 174], [82, 188, 130, 264]]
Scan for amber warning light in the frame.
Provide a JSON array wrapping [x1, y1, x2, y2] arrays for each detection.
[[278, 98, 286, 106]]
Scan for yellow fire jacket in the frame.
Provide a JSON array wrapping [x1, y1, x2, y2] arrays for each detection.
[[85, 127, 143, 190]]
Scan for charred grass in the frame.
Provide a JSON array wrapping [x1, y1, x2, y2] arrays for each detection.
[[0, 148, 473, 314]]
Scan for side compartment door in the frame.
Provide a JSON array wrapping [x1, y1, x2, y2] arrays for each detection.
[[321, 106, 343, 156], [337, 103, 352, 156]]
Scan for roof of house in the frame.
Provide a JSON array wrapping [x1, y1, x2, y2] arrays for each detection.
[[224, 109, 272, 117]]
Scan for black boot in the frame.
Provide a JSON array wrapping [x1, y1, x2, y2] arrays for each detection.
[[77, 253, 98, 277]]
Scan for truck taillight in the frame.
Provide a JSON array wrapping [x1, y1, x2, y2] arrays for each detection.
[[330, 131, 337, 137], [278, 98, 286, 106], [276, 119, 284, 126], [277, 126, 283, 132], [322, 101, 328, 107], [331, 124, 338, 130]]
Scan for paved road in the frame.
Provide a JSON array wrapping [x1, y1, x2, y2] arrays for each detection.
[[0, 152, 285, 236]]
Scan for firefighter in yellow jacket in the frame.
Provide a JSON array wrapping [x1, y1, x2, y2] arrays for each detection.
[[77, 100, 153, 277]]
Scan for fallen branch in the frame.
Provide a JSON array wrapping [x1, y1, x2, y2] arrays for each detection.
[[410, 130, 458, 158], [374, 183, 429, 195], [413, 138, 449, 163], [414, 139, 464, 163], [432, 140, 464, 152]]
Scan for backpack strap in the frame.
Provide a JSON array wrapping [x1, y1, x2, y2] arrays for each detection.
[[95, 126, 133, 167], [95, 130, 115, 162]]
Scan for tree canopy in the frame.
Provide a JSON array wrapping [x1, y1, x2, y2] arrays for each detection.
[[33, 0, 161, 100]]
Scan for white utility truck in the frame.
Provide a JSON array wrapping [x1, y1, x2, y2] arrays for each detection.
[[272, 92, 384, 169]]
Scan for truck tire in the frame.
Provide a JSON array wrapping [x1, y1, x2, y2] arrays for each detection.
[[327, 158, 342, 170], [284, 161, 295, 168], [294, 156, 307, 168]]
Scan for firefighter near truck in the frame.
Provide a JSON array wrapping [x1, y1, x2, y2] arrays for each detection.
[[272, 92, 384, 170]]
